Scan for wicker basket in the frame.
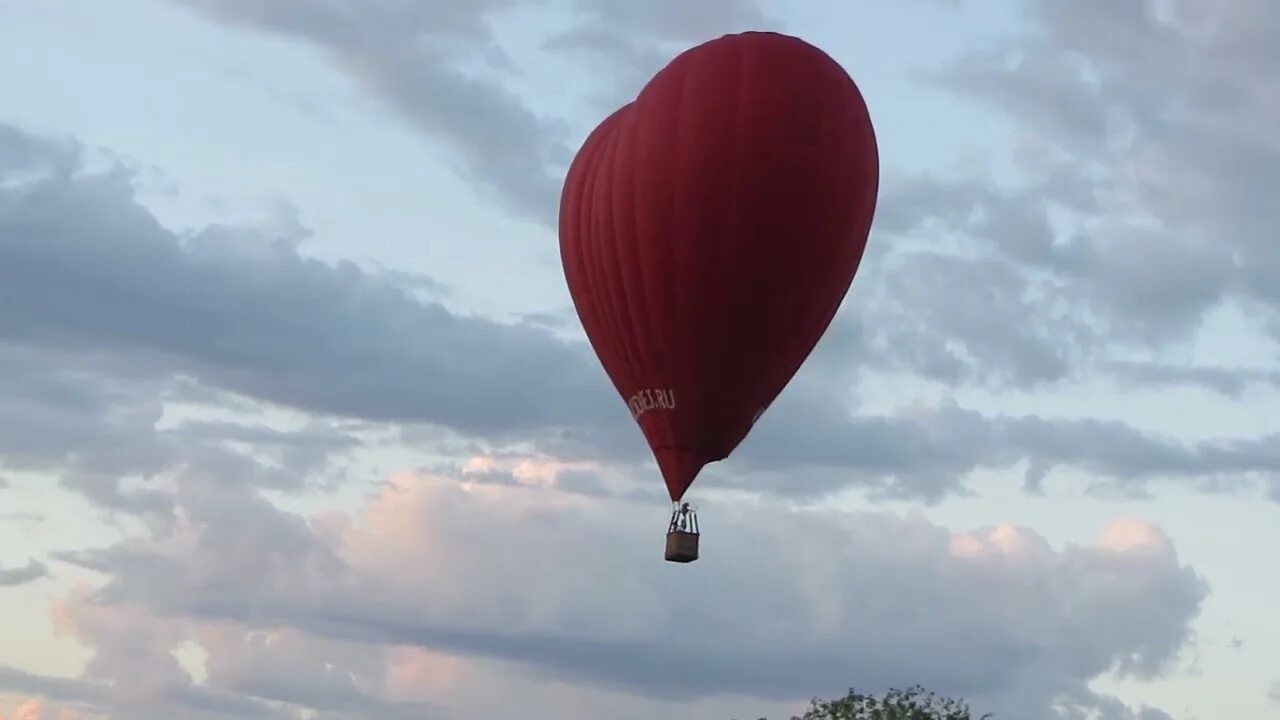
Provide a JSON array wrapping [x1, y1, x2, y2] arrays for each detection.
[[665, 530, 700, 563]]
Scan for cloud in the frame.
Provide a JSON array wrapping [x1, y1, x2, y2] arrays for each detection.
[[724, 392, 1280, 500], [4, 121, 1280, 511], [46, 469, 1204, 719], [0, 670, 110, 719], [0, 582, 438, 720], [0, 696, 99, 720], [0, 663, 290, 720], [0, 339, 364, 513], [172, 0, 567, 225], [862, 250, 1085, 388], [0, 124, 616, 440], [0, 514, 42, 525], [545, 0, 773, 109], [0, 560, 47, 587], [889, 0, 1280, 396]]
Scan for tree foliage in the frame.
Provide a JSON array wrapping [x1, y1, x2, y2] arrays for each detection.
[[741, 685, 994, 720]]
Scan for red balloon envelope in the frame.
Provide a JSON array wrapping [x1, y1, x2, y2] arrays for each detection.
[[558, 31, 879, 502]]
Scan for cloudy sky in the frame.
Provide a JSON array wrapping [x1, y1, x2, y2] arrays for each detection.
[[0, 1, 1277, 718]]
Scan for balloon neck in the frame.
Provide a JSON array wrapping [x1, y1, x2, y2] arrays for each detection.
[[655, 446, 709, 501]]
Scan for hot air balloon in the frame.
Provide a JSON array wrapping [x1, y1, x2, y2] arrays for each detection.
[[558, 31, 879, 563]]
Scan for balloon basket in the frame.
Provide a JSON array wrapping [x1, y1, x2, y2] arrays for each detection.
[[664, 503, 700, 563], [665, 531, 699, 563]]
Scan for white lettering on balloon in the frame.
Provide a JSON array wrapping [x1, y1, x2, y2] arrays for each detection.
[[628, 388, 676, 420]]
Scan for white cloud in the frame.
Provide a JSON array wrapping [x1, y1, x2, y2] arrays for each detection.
[[39, 468, 1207, 719]]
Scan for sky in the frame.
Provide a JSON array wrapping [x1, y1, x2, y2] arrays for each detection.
[[0, 1, 1277, 719]]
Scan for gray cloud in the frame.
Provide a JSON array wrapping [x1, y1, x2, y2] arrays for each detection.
[[852, 246, 1089, 389], [0, 559, 48, 587], [721, 387, 1280, 501], [0, 128, 616, 440], [545, 0, 772, 110], [0, 662, 307, 719], [1105, 361, 1280, 398], [861, 174, 1241, 392], [3, 123, 1280, 510], [51, 472, 1200, 720], [886, 0, 1280, 396], [0, 581, 436, 720], [167, 419, 366, 487], [0, 344, 178, 514], [0, 340, 363, 514], [0, 666, 108, 710], [173, 0, 566, 226]]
